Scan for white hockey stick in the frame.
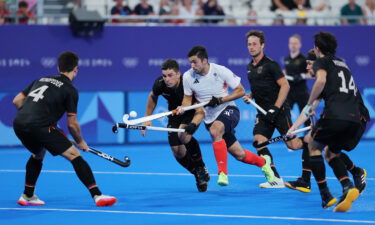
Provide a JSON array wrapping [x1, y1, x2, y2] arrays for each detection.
[[112, 123, 184, 133], [123, 101, 209, 125], [247, 98, 267, 115], [253, 126, 311, 148]]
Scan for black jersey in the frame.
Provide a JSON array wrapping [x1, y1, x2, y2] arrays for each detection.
[[14, 74, 78, 127], [313, 55, 360, 123], [284, 53, 307, 86], [247, 55, 287, 110]]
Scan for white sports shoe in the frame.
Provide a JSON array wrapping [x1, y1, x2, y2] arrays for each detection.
[[259, 177, 285, 188], [17, 194, 45, 206], [94, 194, 117, 207]]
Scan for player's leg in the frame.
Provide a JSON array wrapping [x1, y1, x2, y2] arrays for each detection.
[[13, 125, 46, 206], [340, 152, 366, 194]]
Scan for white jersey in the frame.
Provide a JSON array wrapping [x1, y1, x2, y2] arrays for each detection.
[[183, 63, 241, 124]]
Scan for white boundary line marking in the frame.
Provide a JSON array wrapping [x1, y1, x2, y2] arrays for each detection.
[[0, 169, 374, 180], [0, 208, 374, 223]]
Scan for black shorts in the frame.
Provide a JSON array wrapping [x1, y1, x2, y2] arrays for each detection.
[[205, 106, 240, 147], [167, 112, 195, 147], [311, 119, 362, 153], [13, 123, 72, 156], [253, 108, 292, 139]]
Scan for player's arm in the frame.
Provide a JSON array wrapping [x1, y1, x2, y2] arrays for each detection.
[[289, 99, 321, 133], [67, 115, 88, 151], [274, 77, 290, 108], [307, 69, 326, 105], [176, 94, 193, 115], [141, 91, 158, 136], [13, 92, 26, 109], [221, 83, 245, 103]]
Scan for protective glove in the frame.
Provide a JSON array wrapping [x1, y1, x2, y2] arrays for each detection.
[[265, 105, 280, 124], [207, 97, 222, 107], [184, 123, 198, 135]]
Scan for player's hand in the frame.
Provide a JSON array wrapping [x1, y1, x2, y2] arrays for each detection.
[[77, 140, 89, 152], [207, 96, 222, 107], [302, 104, 312, 117], [243, 93, 253, 104], [175, 106, 185, 115], [141, 121, 152, 136], [184, 123, 198, 135], [265, 105, 280, 124], [287, 126, 298, 139]]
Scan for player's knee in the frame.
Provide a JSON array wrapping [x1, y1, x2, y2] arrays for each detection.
[[33, 150, 46, 160], [61, 146, 81, 161], [286, 139, 301, 150], [178, 132, 191, 144]]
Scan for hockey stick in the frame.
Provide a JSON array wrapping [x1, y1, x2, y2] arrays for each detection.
[[112, 123, 184, 133], [123, 101, 209, 125], [253, 126, 311, 148], [88, 147, 131, 168], [247, 98, 267, 115]]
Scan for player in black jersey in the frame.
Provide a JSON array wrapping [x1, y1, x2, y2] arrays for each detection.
[[141, 59, 210, 192], [288, 31, 365, 212], [243, 30, 310, 188], [13, 51, 116, 207]]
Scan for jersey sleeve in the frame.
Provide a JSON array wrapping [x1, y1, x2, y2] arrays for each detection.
[[22, 80, 37, 96], [152, 77, 163, 96], [183, 72, 193, 96], [313, 58, 328, 73], [269, 62, 284, 80], [220, 66, 241, 89], [65, 87, 78, 116]]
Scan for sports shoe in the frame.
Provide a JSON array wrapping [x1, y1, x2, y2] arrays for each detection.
[[194, 166, 210, 192], [259, 177, 285, 188], [217, 171, 229, 186], [353, 168, 367, 194], [320, 188, 337, 208], [285, 177, 311, 193], [333, 184, 359, 212], [94, 195, 117, 207], [260, 155, 275, 183], [17, 194, 45, 206]]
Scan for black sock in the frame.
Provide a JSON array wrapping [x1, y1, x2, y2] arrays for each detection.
[[300, 138, 311, 182], [24, 156, 43, 197], [310, 155, 327, 190], [328, 156, 351, 188], [175, 152, 195, 174], [71, 156, 101, 197], [184, 137, 205, 168], [340, 152, 361, 176], [258, 148, 280, 178]]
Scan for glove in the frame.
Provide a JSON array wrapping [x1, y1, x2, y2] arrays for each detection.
[[265, 105, 280, 124], [185, 123, 198, 135], [207, 97, 222, 107]]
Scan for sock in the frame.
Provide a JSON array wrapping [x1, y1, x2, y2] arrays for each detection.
[[212, 139, 228, 174], [242, 150, 265, 167], [184, 137, 205, 168], [71, 156, 102, 197], [340, 152, 362, 176], [328, 156, 351, 188], [310, 155, 327, 190], [24, 156, 43, 198], [175, 152, 195, 174], [300, 138, 312, 182], [258, 148, 280, 178]]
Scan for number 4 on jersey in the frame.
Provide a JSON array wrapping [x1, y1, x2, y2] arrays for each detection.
[[28, 85, 49, 102]]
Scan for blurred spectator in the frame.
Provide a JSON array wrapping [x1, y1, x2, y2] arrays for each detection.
[[202, 0, 225, 24], [0, 0, 10, 24], [179, 0, 200, 23], [159, 0, 171, 15], [110, 0, 132, 23], [341, 0, 364, 24], [271, 0, 311, 11], [169, 5, 184, 24], [273, 13, 285, 25], [245, 9, 258, 25], [15, 1, 36, 24], [363, 0, 375, 25], [134, 0, 154, 15]]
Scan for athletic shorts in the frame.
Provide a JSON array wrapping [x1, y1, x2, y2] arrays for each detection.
[[13, 122, 72, 156], [167, 112, 195, 147], [205, 106, 240, 147], [311, 119, 362, 153], [253, 107, 292, 139]]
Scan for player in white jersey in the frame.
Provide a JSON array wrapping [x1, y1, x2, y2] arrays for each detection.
[[176, 46, 275, 187]]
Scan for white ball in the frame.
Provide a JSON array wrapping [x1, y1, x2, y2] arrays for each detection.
[[129, 111, 137, 118]]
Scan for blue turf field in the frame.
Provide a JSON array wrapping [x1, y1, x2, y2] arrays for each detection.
[[0, 141, 374, 225]]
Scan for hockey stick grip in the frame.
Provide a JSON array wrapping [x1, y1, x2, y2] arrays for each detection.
[[253, 126, 311, 148]]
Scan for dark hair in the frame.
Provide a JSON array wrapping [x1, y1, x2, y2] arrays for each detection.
[[314, 31, 337, 55], [306, 49, 316, 61], [246, 30, 265, 44], [161, 59, 180, 72], [18, 1, 28, 8], [188, 46, 208, 61], [58, 51, 79, 73]]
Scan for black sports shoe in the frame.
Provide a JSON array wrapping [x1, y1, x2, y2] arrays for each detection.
[[194, 166, 210, 192], [285, 177, 311, 193], [334, 183, 359, 212], [320, 188, 337, 209], [353, 168, 367, 194]]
